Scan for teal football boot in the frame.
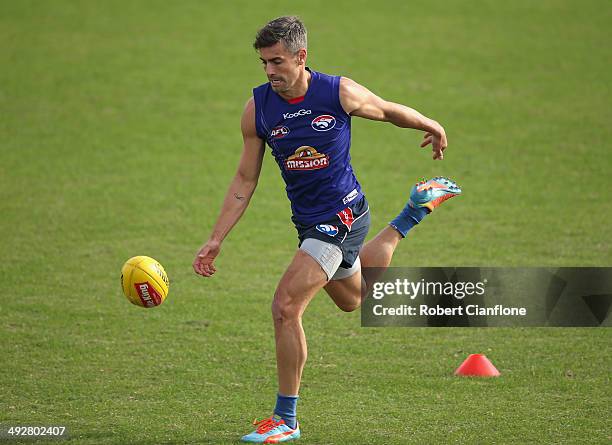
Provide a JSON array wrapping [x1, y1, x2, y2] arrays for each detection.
[[409, 176, 462, 211], [241, 415, 301, 443]]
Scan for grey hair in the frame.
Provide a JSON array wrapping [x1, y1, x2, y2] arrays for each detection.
[[253, 16, 307, 54]]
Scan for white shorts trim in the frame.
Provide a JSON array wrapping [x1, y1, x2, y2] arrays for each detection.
[[331, 256, 361, 281]]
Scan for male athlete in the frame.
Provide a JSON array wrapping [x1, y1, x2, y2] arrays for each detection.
[[193, 16, 461, 443]]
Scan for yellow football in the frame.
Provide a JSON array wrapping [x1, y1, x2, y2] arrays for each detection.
[[120, 256, 169, 308]]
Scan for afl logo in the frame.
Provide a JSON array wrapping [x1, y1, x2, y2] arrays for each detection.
[[271, 126, 290, 139], [311, 115, 336, 132], [315, 224, 339, 237]]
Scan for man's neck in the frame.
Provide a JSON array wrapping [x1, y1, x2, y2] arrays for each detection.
[[278, 68, 311, 101]]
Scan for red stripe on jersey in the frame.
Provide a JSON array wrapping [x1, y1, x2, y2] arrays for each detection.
[[286, 95, 305, 104]]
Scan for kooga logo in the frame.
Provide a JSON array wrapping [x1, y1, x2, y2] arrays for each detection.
[[283, 109, 312, 119]]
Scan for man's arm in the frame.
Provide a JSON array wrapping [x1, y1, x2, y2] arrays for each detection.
[[339, 77, 448, 160], [193, 97, 265, 277]]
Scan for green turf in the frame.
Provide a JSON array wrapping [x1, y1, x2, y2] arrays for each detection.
[[1, 0, 610, 443]]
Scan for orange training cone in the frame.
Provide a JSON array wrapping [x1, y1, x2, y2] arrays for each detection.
[[454, 354, 500, 377]]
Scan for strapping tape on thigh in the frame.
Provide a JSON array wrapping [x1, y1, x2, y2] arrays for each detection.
[[300, 238, 342, 280]]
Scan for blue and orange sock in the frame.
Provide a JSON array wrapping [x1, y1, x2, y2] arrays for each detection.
[[274, 393, 298, 429], [389, 204, 430, 238]]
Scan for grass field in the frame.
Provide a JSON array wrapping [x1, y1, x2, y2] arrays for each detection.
[[1, 1, 611, 443]]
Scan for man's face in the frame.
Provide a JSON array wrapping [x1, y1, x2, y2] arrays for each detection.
[[259, 42, 306, 93]]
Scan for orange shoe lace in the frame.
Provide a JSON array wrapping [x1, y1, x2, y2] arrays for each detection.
[[253, 416, 284, 434]]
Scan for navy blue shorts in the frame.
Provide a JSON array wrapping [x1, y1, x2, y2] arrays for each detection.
[[293, 196, 371, 269]]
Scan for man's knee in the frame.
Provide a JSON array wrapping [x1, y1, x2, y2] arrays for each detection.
[[272, 287, 302, 323], [325, 278, 362, 313], [336, 296, 361, 313]]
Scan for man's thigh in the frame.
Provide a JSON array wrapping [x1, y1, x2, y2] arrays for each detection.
[[275, 250, 329, 315], [323, 265, 365, 312]]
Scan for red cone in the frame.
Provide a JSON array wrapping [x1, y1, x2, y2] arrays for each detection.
[[454, 354, 500, 377]]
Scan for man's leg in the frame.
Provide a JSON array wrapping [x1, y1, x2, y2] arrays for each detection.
[[241, 248, 328, 443], [325, 177, 462, 311], [324, 226, 402, 311], [272, 250, 328, 396]]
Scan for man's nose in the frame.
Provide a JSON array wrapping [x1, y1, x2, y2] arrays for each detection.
[[265, 64, 276, 77]]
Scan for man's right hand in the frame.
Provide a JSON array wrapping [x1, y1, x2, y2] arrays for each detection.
[[193, 240, 221, 277], [192, 98, 264, 279]]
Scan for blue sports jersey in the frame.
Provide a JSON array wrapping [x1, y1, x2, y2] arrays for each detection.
[[253, 68, 362, 225]]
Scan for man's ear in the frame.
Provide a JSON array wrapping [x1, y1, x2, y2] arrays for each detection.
[[297, 48, 307, 65]]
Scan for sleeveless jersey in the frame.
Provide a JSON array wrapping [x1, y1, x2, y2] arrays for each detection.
[[253, 68, 362, 225]]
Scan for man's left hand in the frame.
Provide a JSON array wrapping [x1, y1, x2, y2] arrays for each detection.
[[420, 126, 447, 160]]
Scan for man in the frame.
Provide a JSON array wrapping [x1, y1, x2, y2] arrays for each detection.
[[193, 16, 461, 443]]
